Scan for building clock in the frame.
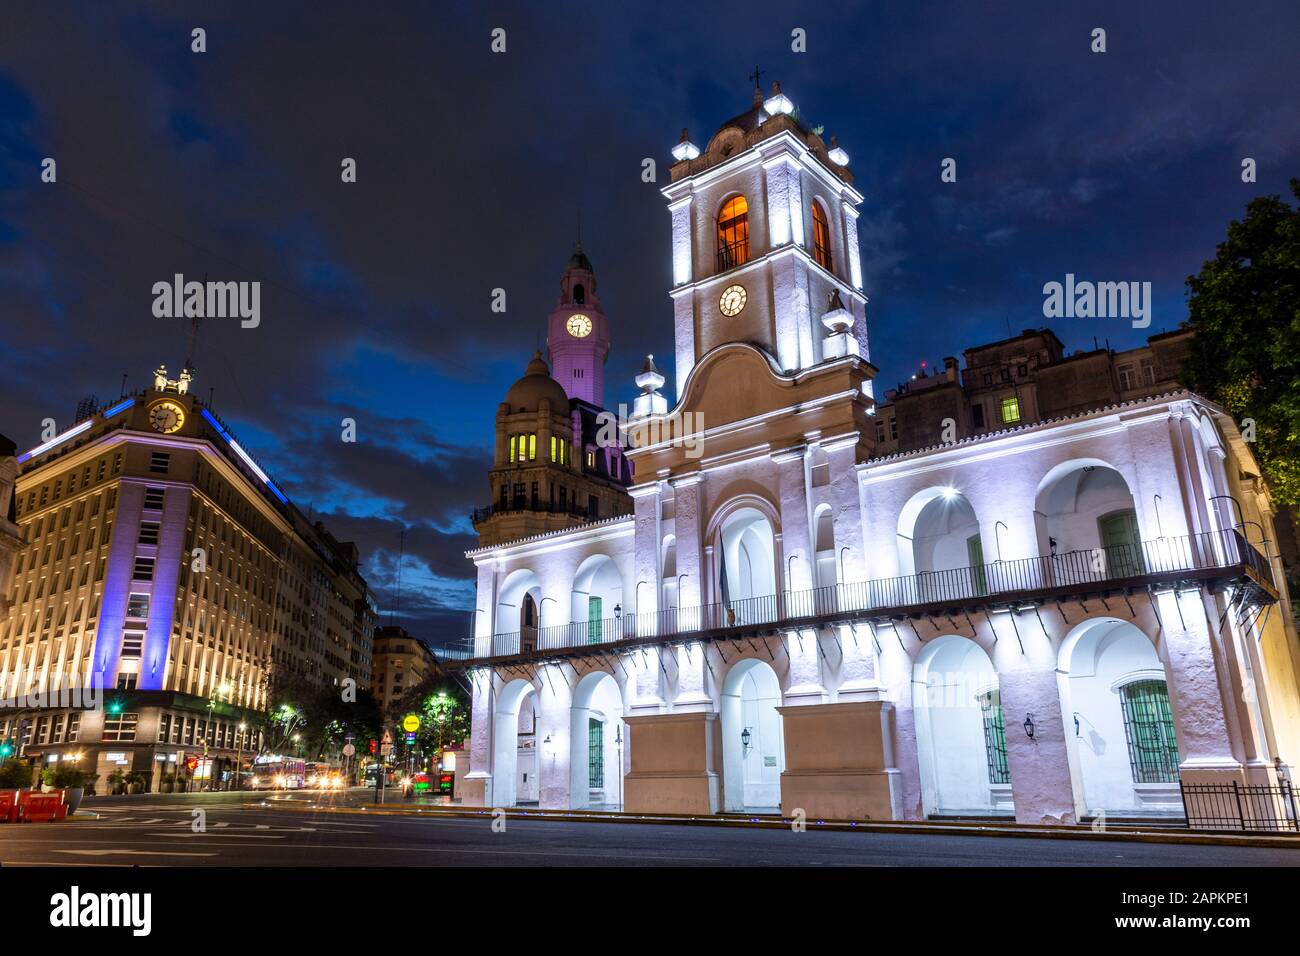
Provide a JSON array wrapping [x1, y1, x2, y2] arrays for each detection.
[[566, 313, 593, 338], [719, 283, 747, 317], [148, 400, 186, 434]]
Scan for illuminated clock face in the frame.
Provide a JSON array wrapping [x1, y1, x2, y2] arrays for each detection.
[[149, 400, 186, 434], [719, 284, 748, 317], [566, 313, 592, 338]]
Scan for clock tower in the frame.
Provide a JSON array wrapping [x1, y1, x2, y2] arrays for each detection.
[[546, 241, 610, 407], [661, 82, 871, 399]]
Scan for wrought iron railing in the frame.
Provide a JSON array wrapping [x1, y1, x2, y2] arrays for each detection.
[[1181, 780, 1299, 832], [468, 528, 1273, 659]]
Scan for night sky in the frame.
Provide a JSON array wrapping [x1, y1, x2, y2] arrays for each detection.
[[1, 2, 1296, 650]]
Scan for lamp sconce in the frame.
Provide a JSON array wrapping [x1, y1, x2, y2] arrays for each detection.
[[1073, 712, 1081, 737], [1023, 713, 1036, 739], [741, 727, 752, 758], [614, 603, 623, 620]]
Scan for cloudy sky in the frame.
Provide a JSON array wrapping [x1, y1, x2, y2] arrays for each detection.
[[1, 1, 1296, 649]]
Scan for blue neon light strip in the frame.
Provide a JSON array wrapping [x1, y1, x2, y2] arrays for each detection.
[[201, 407, 290, 504], [17, 419, 94, 463], [102, 398, 135, 417]]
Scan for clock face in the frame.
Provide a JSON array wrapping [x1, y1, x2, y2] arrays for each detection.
[[149, 400, 186, 434], [719, 284, 748, 317], [566, 313, 593, 338]]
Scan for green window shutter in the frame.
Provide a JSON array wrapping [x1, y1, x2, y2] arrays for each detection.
[[588, 718, 603, 790], [1098, 509, 1145, 577], [1119, 680, 1180, 783], [966, 534, 988, 596], [587, 596, 602, 644], [979, 689, 1011, 785]]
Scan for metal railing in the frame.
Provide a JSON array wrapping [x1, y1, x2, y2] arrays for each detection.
[[472, 500, 598, 524], [469, 528, 1273, 659], [1181, 780, 1299, 832]]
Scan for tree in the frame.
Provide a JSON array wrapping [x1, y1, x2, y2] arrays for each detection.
[[388, 674, 471, 753], [1182, 179, 1300, 507]]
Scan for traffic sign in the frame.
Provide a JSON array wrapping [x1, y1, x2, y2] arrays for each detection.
[[402, 714, 420, 733], [382, 728, 393, 744], [342, 743, 355, 757]]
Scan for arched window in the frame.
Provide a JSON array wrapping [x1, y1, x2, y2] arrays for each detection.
[[811, 201, 832, 271], [717, 196, 750, 271], [573, 283, 585, 304]]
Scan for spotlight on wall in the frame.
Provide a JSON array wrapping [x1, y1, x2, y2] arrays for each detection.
[[942, 486, 958, 500], [1023, 713, 1036, 739], [741, 727, 752, 757]]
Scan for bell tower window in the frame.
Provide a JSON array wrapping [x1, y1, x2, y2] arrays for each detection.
[[573, 283, 585, 304], [812, 201, 832, 271], [717, 195, 750, 272]]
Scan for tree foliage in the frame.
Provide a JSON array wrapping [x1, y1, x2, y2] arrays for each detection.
[[1182, 178, 1300, 506]]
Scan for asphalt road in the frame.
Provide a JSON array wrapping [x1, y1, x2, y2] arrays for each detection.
[[1, 790, 1298, 866]]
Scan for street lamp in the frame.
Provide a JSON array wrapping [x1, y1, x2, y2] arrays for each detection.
[[235, 722, 248, 791], [1023, 713, 1036, 739]]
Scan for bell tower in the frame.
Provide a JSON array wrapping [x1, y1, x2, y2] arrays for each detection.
[[546, 241, 610, 407], [661, 82, 871, 398]]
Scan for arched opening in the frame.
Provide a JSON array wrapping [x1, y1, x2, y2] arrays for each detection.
[[814, 505, 836, 589], [1034, 461, 1141, 583], [496, 569, 542, 654], [717, 195, 750, 271], [569, 671, 626, 810], [720, 658, 784, 813], [571, 554, 624, 645], [492, 678, 537, 807], [1058, 618, 1182, 818], [811, 199, 832, 271], [913, 636, 1013, 817], [897, 488, 986, 602], [660, 535, 678, 631], [718, 507, 777, 625], [573, 283, 585, 305]]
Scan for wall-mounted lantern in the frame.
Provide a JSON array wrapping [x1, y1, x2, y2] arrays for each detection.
[[741, 727, 752, 757], [1023, 713, 1036, 739]]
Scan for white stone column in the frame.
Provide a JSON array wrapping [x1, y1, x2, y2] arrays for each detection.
[[784, 628, 827, 703], [673, 641, 711, 711], [825, 436, 867, 592], [993, 613, 1077, 824], [628, 646, 666, 714], [671, 474, 704, 629], [772, 446, 814, 595], [461, 668, 494, 807], [1159, 590, 1251, 784], [630, 483, 661, 636], [841, 201, 863, 292], [473, 563, 497, 657], [536, 663, 573, 810]]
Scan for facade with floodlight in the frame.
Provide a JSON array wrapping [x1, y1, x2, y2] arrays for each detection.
[[0, 364, 376, 790], [457, 87, 1300, 825]]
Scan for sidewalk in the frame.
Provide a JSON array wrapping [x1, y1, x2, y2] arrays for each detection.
[[276, 799, 1300, 849]]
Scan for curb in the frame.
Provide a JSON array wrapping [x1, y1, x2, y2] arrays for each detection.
[[271, 801, 1300, 850]]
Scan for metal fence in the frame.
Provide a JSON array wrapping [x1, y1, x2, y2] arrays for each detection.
[[1181, 780, 1299, 832], [470, 527, 1273, 659]]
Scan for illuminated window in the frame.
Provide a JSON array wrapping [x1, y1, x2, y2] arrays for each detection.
[[528, 434, 537, 460], [1000, 397, 1021, 423], [812, 201, 832, 270], [550, 436, 558, 462], [510, 435, 517, 463], [717, 195, 750, 271]]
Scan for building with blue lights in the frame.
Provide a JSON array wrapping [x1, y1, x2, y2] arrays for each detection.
[[0, 364, 376, 790]]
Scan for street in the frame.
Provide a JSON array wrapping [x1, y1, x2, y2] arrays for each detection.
[[0, 791, 1297, 866]]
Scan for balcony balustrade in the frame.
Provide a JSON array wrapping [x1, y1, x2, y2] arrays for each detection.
[[462, 528, 1276, 663]]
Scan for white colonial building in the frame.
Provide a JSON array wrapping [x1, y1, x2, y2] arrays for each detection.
[[455, 86, 1300, 826]]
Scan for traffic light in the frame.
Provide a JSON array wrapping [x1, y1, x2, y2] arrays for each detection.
[[368, 739, 377, 754], [0, 740, 12, 758]]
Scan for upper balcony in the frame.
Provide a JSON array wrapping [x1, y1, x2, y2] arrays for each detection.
[[458, 528, 1278, 665]]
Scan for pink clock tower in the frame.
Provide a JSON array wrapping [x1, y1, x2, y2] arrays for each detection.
[[546, 241, 610, 407]]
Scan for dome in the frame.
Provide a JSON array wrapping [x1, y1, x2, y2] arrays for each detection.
[[504, 351, 570, 412], [567, 243, 594, 273]]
